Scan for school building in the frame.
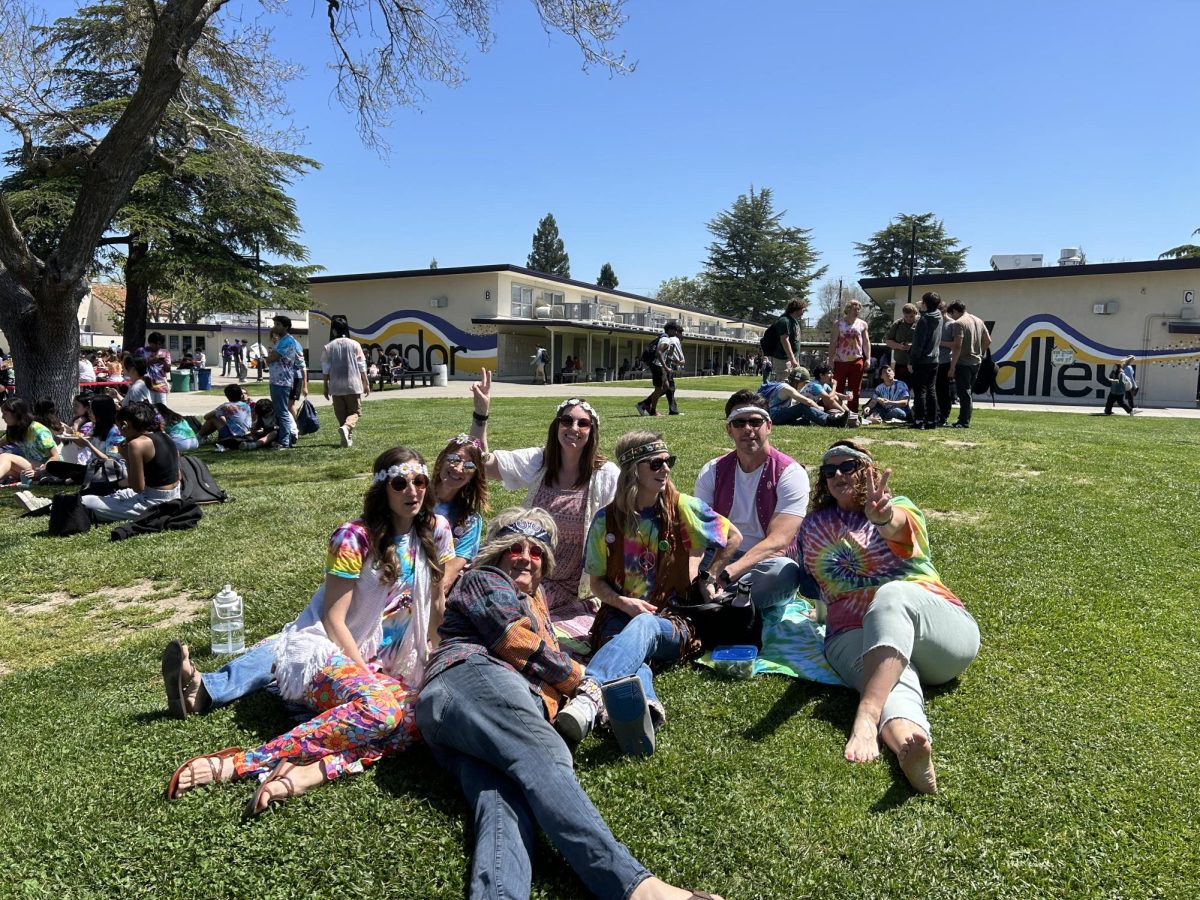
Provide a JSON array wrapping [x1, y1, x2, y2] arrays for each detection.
[[859, 257, 1200, 407], [305, 264, 767, 381]]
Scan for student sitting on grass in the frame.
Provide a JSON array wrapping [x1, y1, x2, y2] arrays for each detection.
[[759, 367, 848, 427], [196, 384, 253, 448], [79, 401, 179, 523], [862, 365, 912, 424], [155, 404, 199, 451], [0, 398, 61, 483], [43, 396, 124, 486], [802, 363, 854, 419], [416, 507, 724, 900], [799, 439, 980, 794], [553, 432, 740, 750], [166, 447, 453, 817], [238, 399, 279, 450]]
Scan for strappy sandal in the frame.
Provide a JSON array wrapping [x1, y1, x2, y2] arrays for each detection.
[[162, 641, 208, 720], [243, 761, 298, 821], [165, 746, 241, 800]]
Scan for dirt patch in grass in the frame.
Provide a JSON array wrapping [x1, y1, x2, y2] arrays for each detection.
[[8, 578, 203, 632], [8, 590, 79, 616], [925, 509, 986, 525], [1010, 466, 1043, 478], [942, 440, 979, 448], [879, 440, 919, 449]]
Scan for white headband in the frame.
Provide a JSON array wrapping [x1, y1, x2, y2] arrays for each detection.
[[556, 398, 599, 423], [373, 461, 429, 484], [725, 405, 768, 423]]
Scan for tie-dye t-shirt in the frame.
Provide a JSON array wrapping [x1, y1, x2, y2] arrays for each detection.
[[18, 421, 57, 464], [799, 496, 963, 641], [584, 492, 732, 601], [435, 500, 483, 561], [325, 515, 455, 660], [873, 380, 910, 402]]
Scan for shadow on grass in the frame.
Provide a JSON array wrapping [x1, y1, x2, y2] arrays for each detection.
[[741, 677, 850, 743]]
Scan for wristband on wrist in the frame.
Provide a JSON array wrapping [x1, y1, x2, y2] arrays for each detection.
[[472, 412, 489, 422]]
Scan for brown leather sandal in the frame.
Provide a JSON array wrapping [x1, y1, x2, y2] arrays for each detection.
[[162, 641, 209, 719], [243, 761, 298, 820], [165, 746, 241, 800]]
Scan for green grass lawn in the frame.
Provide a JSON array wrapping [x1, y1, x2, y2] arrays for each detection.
[[586, 374, 764, 393], [2, 398, 1199, 898]]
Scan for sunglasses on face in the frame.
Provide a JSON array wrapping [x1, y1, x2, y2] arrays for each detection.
[[819, 459, 864, 479], [642, 455, 677, 472], [730, 417, 766, 430], [444, 453, 477, 472], [558, 416, 593, 430], [506, 542, 544, 561], [388, 474, 429, 492]]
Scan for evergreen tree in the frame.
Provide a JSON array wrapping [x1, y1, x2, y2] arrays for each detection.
[[854, 212, 969, 278], [655, 275, 715, 313], [597, 262, 618, 288], [1160, 229, 1200, 259], [702, 187, 826, 322], [527, 212, 570, 277]]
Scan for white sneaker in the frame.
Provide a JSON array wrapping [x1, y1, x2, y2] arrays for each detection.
[[554, 695, 597, 744], [16, 491, 51, 513], [338, 424, 351, 447]]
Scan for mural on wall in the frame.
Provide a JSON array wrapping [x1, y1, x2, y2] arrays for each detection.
[[992, 314, 1200, 399], [310, 309, 497, 376]]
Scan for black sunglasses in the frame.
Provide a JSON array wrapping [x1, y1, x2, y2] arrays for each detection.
[[558, 415, 593, 430], [730, 416, 766, 430], [819, 459, 864, 479], [642, 455, 677, 472], [388, 474, 430, 492]]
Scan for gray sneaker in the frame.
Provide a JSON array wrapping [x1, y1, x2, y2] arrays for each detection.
[[554, 695, 597, 744], [16, 491, 51, 513]]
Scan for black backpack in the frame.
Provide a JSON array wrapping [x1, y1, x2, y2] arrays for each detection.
[[48, 493, 94, 537], [759, 326, 780, 359], [179, 455, 228, 504], [640, 337, 661, 366]]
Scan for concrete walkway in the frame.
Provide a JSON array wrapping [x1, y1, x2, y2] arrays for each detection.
[[163, 371, 1200, 419]]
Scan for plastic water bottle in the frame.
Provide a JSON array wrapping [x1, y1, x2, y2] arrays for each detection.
[[210, 584, 245, 654]]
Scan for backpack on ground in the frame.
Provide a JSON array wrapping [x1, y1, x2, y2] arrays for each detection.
[[48, 492, 93, 537], [640, 337, 661, 367], [178, 455, 228, 505], [296, 399, 320, 435]]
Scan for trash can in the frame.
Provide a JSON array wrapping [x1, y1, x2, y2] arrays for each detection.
[[432, 363, 448, 387], [196, 367, 212, 390], [594, 367, 607, 383], [170, 370, 191, 393]]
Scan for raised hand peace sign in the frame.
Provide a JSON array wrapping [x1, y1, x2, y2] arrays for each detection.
[[471, 367, 492, 414], [865, 465, 894, 527]]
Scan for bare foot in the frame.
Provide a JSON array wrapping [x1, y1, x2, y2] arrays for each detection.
[[246, 760, 324, 817], [898, 732, 937, 794], [629, 877, 724, 900], [844, 711, 881, 762], [171, 753, 236, 798]]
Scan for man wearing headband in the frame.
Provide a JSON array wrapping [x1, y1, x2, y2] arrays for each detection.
[[693, 390, 808, 608]]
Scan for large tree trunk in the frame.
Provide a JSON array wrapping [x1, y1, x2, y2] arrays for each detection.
[[122, 241, 150, 352], [0, 271, 86, 416]]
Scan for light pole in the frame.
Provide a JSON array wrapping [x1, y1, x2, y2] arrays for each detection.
[[906, 222, 918, 306]]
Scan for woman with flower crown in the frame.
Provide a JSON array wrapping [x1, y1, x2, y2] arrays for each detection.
[[468, 368, 619, 656], [165, 446, 455, 818]]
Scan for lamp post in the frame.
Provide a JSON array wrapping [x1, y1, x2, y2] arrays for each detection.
[[254, 241, 262, 356], [906, 222, 918, 306]]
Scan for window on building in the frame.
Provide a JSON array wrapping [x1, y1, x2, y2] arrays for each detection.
[[168, 335, 180, 353], [195, 337, 206, 353], [182, 335, 193, 353], [510, 284, 534, 317]]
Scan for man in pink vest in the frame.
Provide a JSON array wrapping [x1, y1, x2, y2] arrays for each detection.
[[694, 389, 809, 608]]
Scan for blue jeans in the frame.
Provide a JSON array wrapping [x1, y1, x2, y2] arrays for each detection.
[[416, 655, 650, 900], [585, 612, 686, 709], [269, 382, 295, 447], [878, 404, 910, 422], [770, 403, 828, 426], [202, 636, 278, 707]]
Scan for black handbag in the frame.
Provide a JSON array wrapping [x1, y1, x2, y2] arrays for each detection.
[[667, 580, 762, 650], [48, 492, 94, 537]]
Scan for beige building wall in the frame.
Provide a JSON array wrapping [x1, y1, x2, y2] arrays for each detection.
[[863, 262, 1200, 406]]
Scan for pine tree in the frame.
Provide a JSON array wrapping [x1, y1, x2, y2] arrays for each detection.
[[527, 213, 570, 277], [703, 187, 826, 321], [597, 262, 618, 288], [854, 212, 969, 278]]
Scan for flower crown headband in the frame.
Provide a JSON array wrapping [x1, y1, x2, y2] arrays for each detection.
[[447, 433, 481, 451], [618, 439, 669, 467], [372, 461, 429, 484], [556, 398, 599, 424]]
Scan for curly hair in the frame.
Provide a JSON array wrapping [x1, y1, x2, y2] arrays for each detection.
[[432, 436, 488, 532], [362, 446, 443, 587], [474, 506, 558, 579], [809, 438, 875, 512], [542, 400, 607, 488]]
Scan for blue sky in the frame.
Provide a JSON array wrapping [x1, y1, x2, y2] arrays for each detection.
[[26, 1, 1200, 299]]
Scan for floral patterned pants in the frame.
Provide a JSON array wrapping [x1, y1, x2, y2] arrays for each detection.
[[232, 653, 420, 781]]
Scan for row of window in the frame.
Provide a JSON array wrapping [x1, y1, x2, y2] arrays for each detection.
[[509, 283, 732, 334]]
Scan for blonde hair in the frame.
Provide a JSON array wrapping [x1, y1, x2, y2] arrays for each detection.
[[611, 430, 676, 519], [473, 507, 558, 578]]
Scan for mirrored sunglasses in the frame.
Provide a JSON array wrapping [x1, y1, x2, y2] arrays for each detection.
[[445, 453, 477, 471]]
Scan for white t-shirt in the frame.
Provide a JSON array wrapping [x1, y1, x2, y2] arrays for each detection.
[[694, 454, 810, 551], [658, 335, 684, 367], [78, 359, 96, 381]]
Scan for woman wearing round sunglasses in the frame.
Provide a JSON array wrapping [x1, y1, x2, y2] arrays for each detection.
[[166, 446, 456, 816], [432, 433, 489, 589], [798, 440, 979, 793], [418, 507, 723, 900], [468, 368, 618, 656], [554, 432, 741, 745]]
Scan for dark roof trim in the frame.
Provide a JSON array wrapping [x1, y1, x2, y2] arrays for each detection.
[[859, 256, 1200, 290], [470, 317, 761, 345], [309, 262, 754, 324], [150, 322, 308, 334]]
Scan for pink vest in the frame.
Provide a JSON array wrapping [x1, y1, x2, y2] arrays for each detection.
[[712, 446, 798, 552]]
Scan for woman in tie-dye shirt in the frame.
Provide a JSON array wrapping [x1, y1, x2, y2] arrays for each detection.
[[553, 432, 741, 749], [166, 446, 454, 818], [799, 439, 979, 794]]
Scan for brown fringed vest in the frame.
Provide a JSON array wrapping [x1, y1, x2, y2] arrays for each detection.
[[589, 497, 700, 659]]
